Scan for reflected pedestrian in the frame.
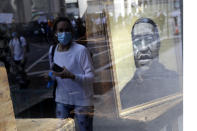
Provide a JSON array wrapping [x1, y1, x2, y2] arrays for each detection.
[[9, 31, 28, 88], [0, 27, 10, 72], [157, 10, 166, 33], [9, 31, 27, 71], [76, 18, 86, 39], [48, 17, 95, 131]]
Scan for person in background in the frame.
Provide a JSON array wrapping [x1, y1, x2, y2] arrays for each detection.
[[0, 27, 10, 72], [76, 18, 86, 39], [157, 10, 166, 33], [9, 31, 27, 71], [48, 17, 95, 131]]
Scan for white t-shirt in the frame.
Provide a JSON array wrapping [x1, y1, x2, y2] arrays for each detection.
[[49, 42, 94, 106], [9, 37, 26, 61]]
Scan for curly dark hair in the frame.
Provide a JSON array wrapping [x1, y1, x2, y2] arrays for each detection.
[[52, 17, 73, 33]]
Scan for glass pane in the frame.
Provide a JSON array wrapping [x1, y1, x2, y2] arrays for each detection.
[[0, 0, 183, 131]]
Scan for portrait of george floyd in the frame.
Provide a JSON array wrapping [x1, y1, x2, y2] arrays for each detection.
[[120, 18, 181, 110], [106, 9, 183, 116]]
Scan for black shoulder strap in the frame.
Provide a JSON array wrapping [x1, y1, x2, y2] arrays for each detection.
[[51, 44, 57, 63]]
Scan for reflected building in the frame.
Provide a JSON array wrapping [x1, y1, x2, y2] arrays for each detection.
[[113, 0, 125, 21], [0, 0, 33, 23], [0, 0, 66, 23], [0, 0, 15, 13], [31, 0, 66, 21], [66, 0, 79, 18]]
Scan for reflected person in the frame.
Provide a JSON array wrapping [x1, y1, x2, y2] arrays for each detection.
[[9, 32, 27, 71], [49, 17, 94, 131], [120, 18, 180, 109]]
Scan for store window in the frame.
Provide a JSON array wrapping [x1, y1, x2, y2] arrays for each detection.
[[0, 0, 183, 131]]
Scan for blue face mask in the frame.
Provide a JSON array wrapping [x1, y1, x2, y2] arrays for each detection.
[[57, 32, 72, 46]]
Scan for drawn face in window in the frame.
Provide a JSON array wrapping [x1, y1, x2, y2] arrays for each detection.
[[132, 20, 160, 68]]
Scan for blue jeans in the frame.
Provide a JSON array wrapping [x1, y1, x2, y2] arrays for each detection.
[[56, 102, 94, 131]]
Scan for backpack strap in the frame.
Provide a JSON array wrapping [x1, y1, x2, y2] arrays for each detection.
[[51, 44, 57, 63]]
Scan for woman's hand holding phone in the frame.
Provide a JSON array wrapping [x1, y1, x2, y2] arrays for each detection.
[[53, 66, 75, 79]]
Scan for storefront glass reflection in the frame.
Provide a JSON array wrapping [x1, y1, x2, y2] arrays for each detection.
[[0, 0, 183, 131]]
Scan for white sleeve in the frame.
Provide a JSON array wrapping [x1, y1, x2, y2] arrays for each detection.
[[74, 48, 95, 84], [49, 45, 53, 69]]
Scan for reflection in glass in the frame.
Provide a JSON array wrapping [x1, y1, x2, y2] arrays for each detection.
[[0, 0, 183, 130]]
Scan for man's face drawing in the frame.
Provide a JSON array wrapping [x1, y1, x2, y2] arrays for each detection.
[[132, 21, 160, 68]]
